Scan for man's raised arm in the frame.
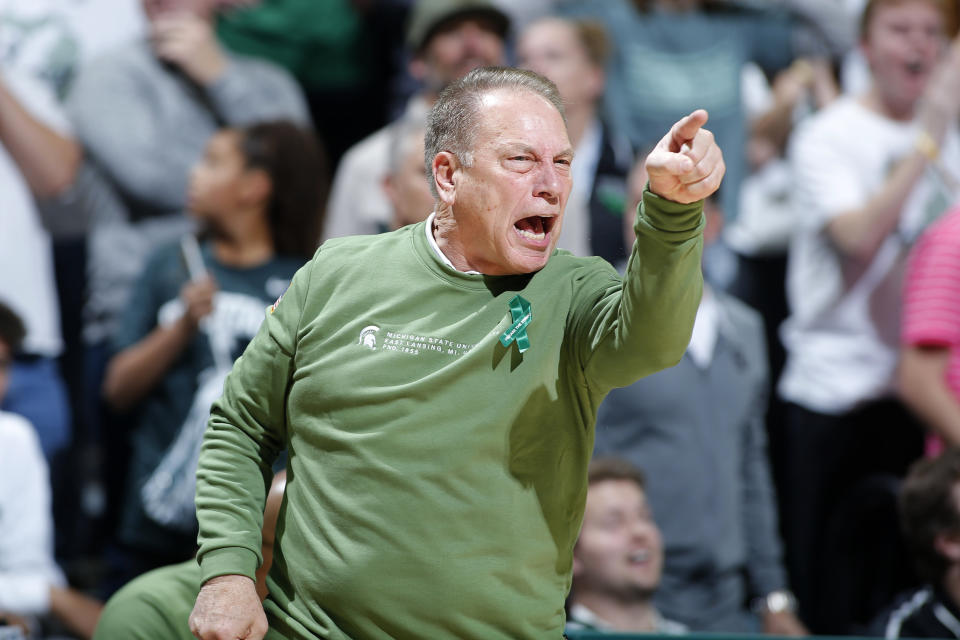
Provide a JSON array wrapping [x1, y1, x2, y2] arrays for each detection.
[[580, 109, 725, 391]]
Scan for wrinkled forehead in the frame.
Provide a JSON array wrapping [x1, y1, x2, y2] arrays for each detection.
[[470, 89, 570, 151]]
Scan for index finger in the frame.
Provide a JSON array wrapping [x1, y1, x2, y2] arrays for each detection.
[[668, 109, 709, 152]]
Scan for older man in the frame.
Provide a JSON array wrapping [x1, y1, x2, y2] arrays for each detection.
[[189, 67, 723, 639]]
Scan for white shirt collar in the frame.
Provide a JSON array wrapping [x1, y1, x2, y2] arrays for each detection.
[[424, 212, 481, 274], [687, 285, 719, 369], [568, 603, 686, 634]]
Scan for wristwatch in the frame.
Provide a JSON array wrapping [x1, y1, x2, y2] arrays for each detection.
[[752, 590, 798, 615]]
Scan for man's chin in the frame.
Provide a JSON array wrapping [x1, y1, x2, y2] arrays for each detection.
[[508, 253, 551, 275]]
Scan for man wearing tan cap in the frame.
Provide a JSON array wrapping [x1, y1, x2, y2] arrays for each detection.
[[323, 0, 508, 241]]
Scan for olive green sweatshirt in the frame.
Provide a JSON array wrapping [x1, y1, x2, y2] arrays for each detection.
[[195, 190, 704, 639]]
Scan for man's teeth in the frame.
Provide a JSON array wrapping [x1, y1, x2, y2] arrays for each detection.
[[516, 227, 545, 241], [629, 550, 650, 563]]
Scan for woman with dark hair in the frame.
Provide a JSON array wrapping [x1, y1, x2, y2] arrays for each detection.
[[99, 120, 323, 587]]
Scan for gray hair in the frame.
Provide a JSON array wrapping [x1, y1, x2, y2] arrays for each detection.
[[424, 66, 566, 198]]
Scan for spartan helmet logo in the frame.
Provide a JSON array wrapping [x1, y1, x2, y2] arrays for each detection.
[[358, 325, 380, 350]]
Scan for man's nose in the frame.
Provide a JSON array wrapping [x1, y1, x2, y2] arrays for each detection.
[[629, 518, 655, 541], [534, 162, 565, 205]]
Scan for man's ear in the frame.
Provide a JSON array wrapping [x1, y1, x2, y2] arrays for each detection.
[[433, 151, 459, 206]]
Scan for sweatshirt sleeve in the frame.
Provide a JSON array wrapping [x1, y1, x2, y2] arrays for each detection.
[[194, 254, 314, 583], [577, 188, 704, 391]]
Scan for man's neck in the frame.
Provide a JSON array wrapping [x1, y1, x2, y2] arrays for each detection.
[[570, 594, 659, 632], [859, 87, 916, 122], [431, 208, 473, 272]]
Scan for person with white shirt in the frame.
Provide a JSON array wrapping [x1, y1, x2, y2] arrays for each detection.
[[777, 0, 960, 630], [0, 69, 76, 463], [0, 302, 65, 623]]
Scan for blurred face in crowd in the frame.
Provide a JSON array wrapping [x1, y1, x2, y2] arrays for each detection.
[[573, 478, 664, 600], [188, 129, 267, 226], [517, 19, 604, 112], [438, 89, 572, 275], [385, 130, 435, 229], [862, 0, 945, 115], [413, 17, 505, 94]]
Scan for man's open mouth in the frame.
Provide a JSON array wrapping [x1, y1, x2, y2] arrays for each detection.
[[514, 215, 554, 242], [905, 59, 928, 76]]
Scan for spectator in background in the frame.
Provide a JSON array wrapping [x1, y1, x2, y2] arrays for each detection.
[[871, 449, 960, 638], [0, 70, 76, 463], [64, 0, 310, 565], [0, 0, 145, 99], [595, 160, 803, 635], [899, 204, 960, 452], [382, 114, 435, 230], [557, 0, 850, 230], [0, 302, 103, 640], [323, 0, 508, 240], [214, 0, 389, 167], [66, 0, 310, 352], [92, 470, 288, 640], [567, 457, 686, 635], [0, 301, 64, 628], [517, 16, 633, 264], [725, 58, 838, 383], [778, 0, 960, 630], [100, 121, 321, 586]]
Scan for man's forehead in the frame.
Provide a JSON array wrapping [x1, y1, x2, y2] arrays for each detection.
[[867, 0, 944, 25], [588, 479, 646, 507], [473, 90, 570, 147]]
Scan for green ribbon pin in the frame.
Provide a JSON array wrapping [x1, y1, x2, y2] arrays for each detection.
[[499, 295, 532, 353]]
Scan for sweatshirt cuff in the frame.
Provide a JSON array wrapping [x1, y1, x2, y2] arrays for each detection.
[[638, 186, 705, 237], [198, 546, 259, 585]]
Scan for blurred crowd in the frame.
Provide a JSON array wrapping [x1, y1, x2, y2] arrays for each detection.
[[3, 0, 960, 637]]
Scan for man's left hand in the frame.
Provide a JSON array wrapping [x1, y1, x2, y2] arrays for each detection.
[[763, 610, 809, 636], [645, 109, 725, 205]]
